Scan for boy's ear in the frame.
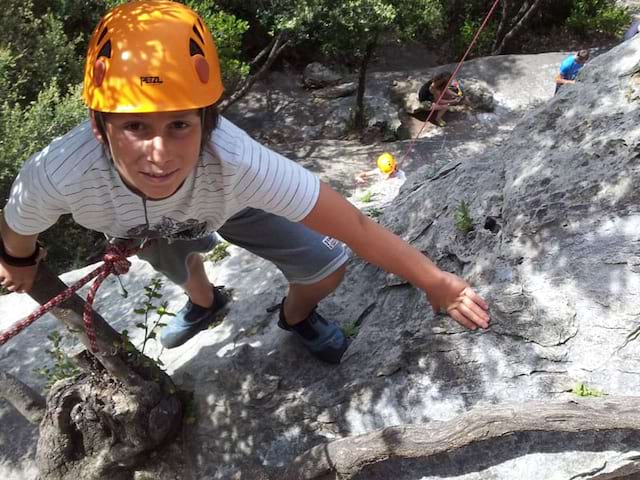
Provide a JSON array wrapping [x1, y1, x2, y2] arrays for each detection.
[[89, 111, 105, 144]]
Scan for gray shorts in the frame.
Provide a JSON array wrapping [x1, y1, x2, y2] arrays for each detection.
[[136, 208, 350, 286]]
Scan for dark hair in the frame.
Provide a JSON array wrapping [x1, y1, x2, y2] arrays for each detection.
[[431, 71, 453, 90], [577, 49, 589, 60], [93, 104, 220, 154], [200, 104, 220, 152]]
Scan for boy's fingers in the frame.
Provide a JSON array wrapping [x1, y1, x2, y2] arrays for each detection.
[[456, 302, 489, 329], [462, 287, 489, 310], [448, 308, 477, 330], [459, 297, 489, 327]]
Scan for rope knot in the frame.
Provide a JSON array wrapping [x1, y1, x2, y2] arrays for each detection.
[[103, 245, 132, 275]]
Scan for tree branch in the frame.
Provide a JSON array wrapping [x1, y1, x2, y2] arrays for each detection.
[[219, 31, 291, 112], [284, 396, 640, 479], [0, 367, 45, 424], [249, 33, 279, 68], [493, 0, 544, 55], [28, 262, 152, 393], [493, 0, 512, 52]]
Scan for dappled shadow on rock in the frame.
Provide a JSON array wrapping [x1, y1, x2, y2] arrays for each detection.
[[168, 39, 640, 478]]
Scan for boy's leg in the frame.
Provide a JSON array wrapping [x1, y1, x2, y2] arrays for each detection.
[[218, 208, 350, 363], [183, 253, 214, 308], [283, 265, 346, 325], [137, 235, 230, 348]]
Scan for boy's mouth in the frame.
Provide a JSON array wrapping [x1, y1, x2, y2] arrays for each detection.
[[140, 169, 179, 183]]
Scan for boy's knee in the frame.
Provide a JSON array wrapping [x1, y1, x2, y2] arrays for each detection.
[[319, 264, 347, 290]]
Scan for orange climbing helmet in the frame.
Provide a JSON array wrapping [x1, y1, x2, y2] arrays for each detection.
[[377, 152, 397, 175], [83, 0, 224, 113]]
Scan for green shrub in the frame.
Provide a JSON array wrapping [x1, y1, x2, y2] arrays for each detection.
[[0, 82, 104, 273], [0, 2, 83, 105], [454, 15, 497, 58], [0, 83, 87, 202], [566, 0, 630, 36]]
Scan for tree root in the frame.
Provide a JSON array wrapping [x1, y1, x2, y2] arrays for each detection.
[[35, 354, 182, 480], [284, 396, 640, 479]]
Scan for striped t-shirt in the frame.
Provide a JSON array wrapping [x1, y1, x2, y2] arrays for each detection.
[[4, 116, 320, 241]]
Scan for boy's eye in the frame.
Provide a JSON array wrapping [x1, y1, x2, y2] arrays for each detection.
[[123, 122, 144, 132], [171, 121, 190, 130]]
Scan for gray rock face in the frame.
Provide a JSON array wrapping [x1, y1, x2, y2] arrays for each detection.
[[312, 81, 357, 99], [207, 37, 640, 478], [303, 62, 343, 88]]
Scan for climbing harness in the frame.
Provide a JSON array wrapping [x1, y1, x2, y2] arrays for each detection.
[[398, 0, 501, 166], [0, 243, 142, 353]]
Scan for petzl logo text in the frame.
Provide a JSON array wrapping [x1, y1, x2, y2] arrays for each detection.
[[140, 76, 163, 86]]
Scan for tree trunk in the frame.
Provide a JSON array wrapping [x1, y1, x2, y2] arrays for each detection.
[[354, 36, 378, 131], [493, 0, 512, 52], [284, 396, 640, 479], [2, 261, 183, 480], [492, 0, 545, 55]]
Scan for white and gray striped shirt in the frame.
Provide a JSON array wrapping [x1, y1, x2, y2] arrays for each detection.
[[4, 116, 320, 240]]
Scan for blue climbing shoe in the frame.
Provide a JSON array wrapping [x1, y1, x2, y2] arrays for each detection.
[[276, 298, 348, 364], [160, 286, 229, 349]]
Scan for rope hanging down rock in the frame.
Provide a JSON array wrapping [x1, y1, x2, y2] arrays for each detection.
[[0, 243, 139, 353]]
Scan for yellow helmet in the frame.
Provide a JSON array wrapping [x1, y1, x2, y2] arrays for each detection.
[[83, 0, 224, 113], [376, 152, 397, 175]]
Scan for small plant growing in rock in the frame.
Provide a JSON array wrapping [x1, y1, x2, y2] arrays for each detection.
[[34, 330, 81, 390], [342, 321, 360, 339], [366, 207, 383, 219], [129, 277, 175, 367], [454, 200, 474, 233], [206, 240, 230, 263], [572, 382, 603, 397], [359, 191, 374, 203]]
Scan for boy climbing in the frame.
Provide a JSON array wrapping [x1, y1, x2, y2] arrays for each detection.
[[555, 49, 589, 95], [0, 1, 489, 365]]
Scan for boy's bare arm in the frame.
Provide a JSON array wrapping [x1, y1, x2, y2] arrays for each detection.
[[555, 74, 575, 85], [0, 213, 41, 292], [1, 214, 38, 256], [354, 168, 378, 183], [302, 182, 490, 329]]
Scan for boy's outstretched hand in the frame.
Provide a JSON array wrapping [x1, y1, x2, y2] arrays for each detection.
[[425, 271, 490, 330]]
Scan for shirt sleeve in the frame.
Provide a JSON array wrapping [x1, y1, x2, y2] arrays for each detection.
[[217, 119, 320, 222], [3, 150, 69, 235]]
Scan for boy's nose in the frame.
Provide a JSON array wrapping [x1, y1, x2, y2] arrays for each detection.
[[146, 135, 170, 165]]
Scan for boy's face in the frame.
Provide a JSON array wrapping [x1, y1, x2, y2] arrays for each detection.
[[101, 110, 202, 200]]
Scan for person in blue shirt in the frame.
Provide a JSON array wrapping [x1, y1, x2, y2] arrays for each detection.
[[554, 49, 589, 95]]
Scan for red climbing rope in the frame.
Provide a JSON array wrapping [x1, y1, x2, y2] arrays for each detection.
[[400, 0, 501, 165], [0, 243, 139, 353]]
